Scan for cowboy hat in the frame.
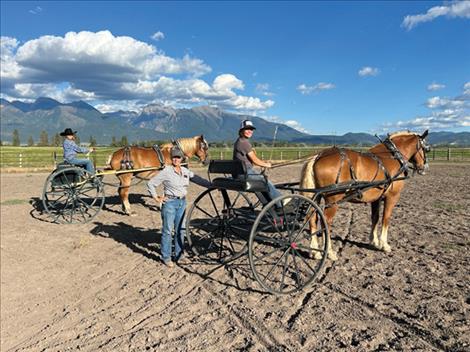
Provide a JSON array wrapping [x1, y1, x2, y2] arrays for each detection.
[[59, 128, 77, 136]]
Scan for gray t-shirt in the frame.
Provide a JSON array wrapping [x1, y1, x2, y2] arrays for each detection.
[[233, 137, 253, 169]]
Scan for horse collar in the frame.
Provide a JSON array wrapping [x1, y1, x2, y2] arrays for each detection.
[[383, 137, 410, 177]]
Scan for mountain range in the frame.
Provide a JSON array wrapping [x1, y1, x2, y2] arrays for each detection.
[[1, 97, 469, 146]]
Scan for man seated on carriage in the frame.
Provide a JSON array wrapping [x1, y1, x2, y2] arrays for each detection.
[[60, 128, 95, 174], [233, 120, 283, 204]]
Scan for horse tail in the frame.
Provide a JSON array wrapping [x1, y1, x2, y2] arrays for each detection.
[[300, 154, 317, 197]]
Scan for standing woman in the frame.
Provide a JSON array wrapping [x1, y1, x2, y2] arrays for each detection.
[[147, 147, 211, 267]]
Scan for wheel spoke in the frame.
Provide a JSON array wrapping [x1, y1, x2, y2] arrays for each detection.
[[292, 248, 316, 275]]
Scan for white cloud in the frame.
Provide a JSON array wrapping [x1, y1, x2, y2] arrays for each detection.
[[402, 1, 470, 30], [297, 82, 335, 95], [358, 66, 379, 77], [29, 6, 42, 15], [263, 115, 310, 134], [381, 83, 470, 131], [256, 83, 274, 97], [0, 32, 274, 113], [427, 82, 445, 91], [151, 31, 165, 41]]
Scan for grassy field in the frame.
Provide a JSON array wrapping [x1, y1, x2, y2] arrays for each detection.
[[1, 146, 470, 169]]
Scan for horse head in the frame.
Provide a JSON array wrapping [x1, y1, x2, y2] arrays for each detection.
[[411, 130, 430, 175], [194, 135, 210, 166]]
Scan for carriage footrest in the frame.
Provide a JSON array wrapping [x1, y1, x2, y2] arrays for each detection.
[[212, 175, 268, 192]]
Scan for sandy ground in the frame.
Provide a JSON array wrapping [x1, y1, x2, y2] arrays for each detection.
[[1, 163, 469, 351]]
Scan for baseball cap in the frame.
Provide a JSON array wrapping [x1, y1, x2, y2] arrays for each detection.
[[240, 120, 256, 130]]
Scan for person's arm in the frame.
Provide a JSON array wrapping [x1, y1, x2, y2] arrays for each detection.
[[147, 170, 167, 202], [247, 151, 272, 168]]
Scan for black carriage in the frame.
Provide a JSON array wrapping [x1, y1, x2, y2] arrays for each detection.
[[185, 159, 331, 295], [41, 163, 105, 224]]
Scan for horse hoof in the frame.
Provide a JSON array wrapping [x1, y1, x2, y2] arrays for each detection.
[[310, 252, 322, 260], [381, 243, 391, 252], [328, 251, 338, 261]]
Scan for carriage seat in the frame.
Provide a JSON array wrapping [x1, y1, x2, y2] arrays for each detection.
[[208, 160, 268, 192]]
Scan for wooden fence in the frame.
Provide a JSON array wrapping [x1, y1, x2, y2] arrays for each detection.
[[1, 147, 470, 169]]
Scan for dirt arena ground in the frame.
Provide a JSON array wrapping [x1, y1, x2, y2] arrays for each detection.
[[1, 163, 469, 351]]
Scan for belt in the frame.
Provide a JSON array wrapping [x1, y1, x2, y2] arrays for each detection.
[[165, 194, 186, 200]]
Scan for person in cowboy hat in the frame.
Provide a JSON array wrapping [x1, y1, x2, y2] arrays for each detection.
[[60, 128, 95, 174], [147, 146, 212, 268], [233, 119, 282, 203]]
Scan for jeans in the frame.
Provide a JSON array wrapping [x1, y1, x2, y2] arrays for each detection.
[[67, 158, 95, 174], [246, 167, 281, 201], [160, 198, 186, 262]]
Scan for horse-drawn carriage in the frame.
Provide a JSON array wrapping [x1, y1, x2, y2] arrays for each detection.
[[41, 131, 430, 295]]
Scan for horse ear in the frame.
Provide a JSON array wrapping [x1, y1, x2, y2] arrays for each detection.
[[421, 130, 429, 139], [200, 134, 204, 140]]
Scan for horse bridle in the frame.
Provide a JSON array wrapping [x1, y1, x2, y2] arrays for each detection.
[[410, 136, 430, 174], [383, 134, 430, 176]]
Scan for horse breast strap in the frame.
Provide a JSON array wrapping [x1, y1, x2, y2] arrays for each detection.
[[152, 144, 165, 166], [120, 146, 134, 170], [172, 139, 187, 162]]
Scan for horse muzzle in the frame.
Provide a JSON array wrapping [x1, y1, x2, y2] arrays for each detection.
[[202, 158, 211, 166]]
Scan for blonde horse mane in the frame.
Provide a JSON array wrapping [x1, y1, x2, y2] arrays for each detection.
[[161, 136, 201, 155]]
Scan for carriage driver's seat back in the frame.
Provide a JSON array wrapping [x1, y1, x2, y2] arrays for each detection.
[[209, 160, 268, 192]]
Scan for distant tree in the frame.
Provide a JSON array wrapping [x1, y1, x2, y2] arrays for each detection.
[[111, 136, 117, 147], [27, 136, 34, 146], [12, 129, 20, 146], [121, 136, 128, 147], [89, 135, 97, 147], [38, 130, 49, 146], [52, 133, 61, 147]]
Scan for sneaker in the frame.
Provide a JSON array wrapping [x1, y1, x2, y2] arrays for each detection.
[[176, 254, 190, 265], [163, 260, 174, 268]]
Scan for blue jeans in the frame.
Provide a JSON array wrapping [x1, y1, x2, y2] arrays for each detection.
[[67, 158, 95, 174], [246, 167, 281, 201], [160, 198, 186, 262]]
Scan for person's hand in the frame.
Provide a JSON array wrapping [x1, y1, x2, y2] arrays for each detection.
[[265, 162, 272, 168], [90, 147, 95, 152], [155, 195, 167, 204]]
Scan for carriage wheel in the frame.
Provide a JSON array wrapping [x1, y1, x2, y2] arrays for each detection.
[[248, 194, 329, 294], [186, 188, 257, 263], [42, 167, 105, 224]]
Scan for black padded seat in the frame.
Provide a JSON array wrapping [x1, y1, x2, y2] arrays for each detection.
[[212, 174, 268, 192], [209, 160, 268, 193]]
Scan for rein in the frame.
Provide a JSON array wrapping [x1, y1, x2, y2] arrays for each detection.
[[270, 153, 318, 169]]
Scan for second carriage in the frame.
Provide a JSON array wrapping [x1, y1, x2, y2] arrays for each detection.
[[185, 159, 332, 295]]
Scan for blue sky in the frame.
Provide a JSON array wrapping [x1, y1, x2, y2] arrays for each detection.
[[1, 1, 469, 135]]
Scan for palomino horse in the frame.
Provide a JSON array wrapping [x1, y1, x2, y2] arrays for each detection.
[[300, 130, 430, 260], [109, 135, 210, 215]]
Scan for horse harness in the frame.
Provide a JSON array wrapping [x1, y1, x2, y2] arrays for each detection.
[[318, 134, 427, 205], [120, 141, 186, 171]]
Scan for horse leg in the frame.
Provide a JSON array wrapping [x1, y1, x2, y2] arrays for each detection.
[[324, 205, 339, 261], [370, 199, 381, 249], [379, 195, 400, 252], [118, 174, 135, 216], [308, 211, 322, 260]]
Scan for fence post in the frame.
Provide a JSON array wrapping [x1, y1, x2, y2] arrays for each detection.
[[220, 151, 223, 160], [432, 149, 435, 161], [447, 148, 450, 161], [261, 151, 264, 160], [280, 151, 283, 161], [19, 153, 22, 168], [297, 150, 301, 159]]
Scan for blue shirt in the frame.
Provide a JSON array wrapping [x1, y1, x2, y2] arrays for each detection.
[[63, 139, 89, 161]]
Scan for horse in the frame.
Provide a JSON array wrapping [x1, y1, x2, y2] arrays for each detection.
[[300, 130, 430, 260], [108, 135, 210, 215]]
